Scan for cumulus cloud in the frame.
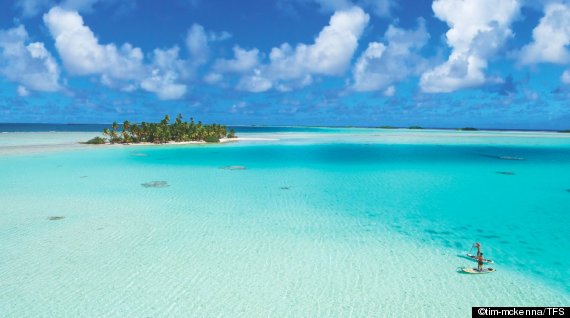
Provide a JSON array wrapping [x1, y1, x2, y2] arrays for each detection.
[[351, 19, 429, 92], [420, 0, 520, 93], [237, 69, 274, 92], [185, 23, 231, 67], [0, 25, 61, 93], [44, 6, 145, 81], [563, 70, 570, 84], [519, 2, 570, 65], [186, 24, 209, 66], [44, 6, 191, 100], [211, 47, 260, 74], [17, 86, 31, 96], [141, 47, 188, 100], [269, 6, 369, 76], [209, 6, 369, 92]]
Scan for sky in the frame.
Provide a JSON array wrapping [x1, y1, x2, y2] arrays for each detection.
[[0, 0, 569, 129]]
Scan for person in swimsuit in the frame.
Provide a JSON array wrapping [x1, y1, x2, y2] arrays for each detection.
[[477, 253, 484, 272]]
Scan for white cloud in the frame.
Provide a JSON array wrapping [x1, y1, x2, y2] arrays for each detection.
[[383, 85, 395, 96], [563, 70, 570, 84], [0, 25, 61, 93], [206, 46, 260, 84], [520, 3, 570, 65], [420, 0, 520, 93], [185, 23, 231, 67], [209, 6, 369, 92], [236, 69, 273, 92], [213, 46, 260, 73], [186, 24, 209, 66], [140, 68, 187, 100], [203, 72, 222, 84], [44, 6, 145, 81], [351, 19, 429, 92], [17, 85, 30, 96], [141, 47, 188, 100], [269, 6, 369, 77], [44, 6, 190, 100]]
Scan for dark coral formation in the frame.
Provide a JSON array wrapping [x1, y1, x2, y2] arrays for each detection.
[[496, 171, 515, 175], [497, 156, 525, 161], [47, 216, 65, 221], [141, 181, 170, 188], [220, 165, 247, 170]]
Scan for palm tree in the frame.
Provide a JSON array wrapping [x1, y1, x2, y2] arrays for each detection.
[[102, 128, 111, 142], [130, 124, 140, 143], [110, 122, 119, 144], [122, 120, 131, 143]]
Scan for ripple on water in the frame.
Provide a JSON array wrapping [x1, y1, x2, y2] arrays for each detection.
[[47, 216, 64, 221], [424, 229, 453, 236]]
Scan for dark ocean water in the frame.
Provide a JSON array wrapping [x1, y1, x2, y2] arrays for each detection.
[[0, 123, 344, 133]]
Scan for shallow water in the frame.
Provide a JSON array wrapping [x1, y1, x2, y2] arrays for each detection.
[[0, 129, 569, 317]]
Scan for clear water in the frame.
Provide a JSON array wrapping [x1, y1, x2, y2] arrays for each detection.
[[0, 129, 569, 317]]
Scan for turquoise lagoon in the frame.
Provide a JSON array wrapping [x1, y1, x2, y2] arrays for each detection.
[[0, 128, 569, 317]]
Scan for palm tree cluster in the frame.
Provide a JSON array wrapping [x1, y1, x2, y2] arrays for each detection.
[[101, 114, 236, 144]]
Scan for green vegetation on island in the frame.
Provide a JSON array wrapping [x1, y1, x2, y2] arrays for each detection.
[[558, 129, 570, 133], [83, 136, 106, 144], [408, 126, 424, 129], [94, 114, 236, 144], [378, 125, 397, 129], [457, 127, 478, 131]]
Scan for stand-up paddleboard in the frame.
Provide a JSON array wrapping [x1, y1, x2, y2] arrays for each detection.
[[460, 267, 496, 274], [466, 253, 494, 264]]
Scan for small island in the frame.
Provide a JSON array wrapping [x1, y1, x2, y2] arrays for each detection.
[[408, 126, 424, 129], [457, 127, 478, 131], [85, 114, 236, 144], [559, 129, 570, 133]]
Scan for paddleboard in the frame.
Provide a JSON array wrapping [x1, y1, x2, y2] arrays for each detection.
[[467, 253, 494, 264], [460, 267, 496, 274]]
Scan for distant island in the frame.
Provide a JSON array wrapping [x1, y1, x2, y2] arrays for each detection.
[[85, 114, 236, 144], [408, 126, 424, 129], [457, 127, 478, 131], [559, 129, 570, 133]]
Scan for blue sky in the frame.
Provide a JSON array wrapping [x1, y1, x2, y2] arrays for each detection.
[[0, 0, 569, 129]]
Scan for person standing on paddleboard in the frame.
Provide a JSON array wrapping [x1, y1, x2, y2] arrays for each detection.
[[477, 253, 484, 272]]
